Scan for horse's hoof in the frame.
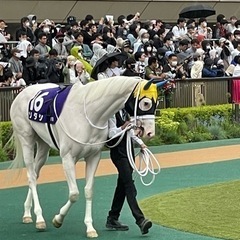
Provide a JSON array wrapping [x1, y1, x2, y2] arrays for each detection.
[[36, 221, 46, 231], [87, 231, 98, 238], [22, 216, 33, 224], [52, 216, 62, 228]]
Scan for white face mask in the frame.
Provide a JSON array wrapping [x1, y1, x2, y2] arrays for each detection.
[[202, 22, 207, 27], [171, 61, 178, 67], [43, 27, 50, 33], [146, 46, 152, 52], [78, 53, 82, 58], [149, 26, 153, 30], [25, 22, 30, 27], [169, 40, 173, 45], [32, 20, 36, 24], [142, 38, 149, 44]]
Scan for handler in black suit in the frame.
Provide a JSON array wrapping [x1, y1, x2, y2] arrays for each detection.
[[106, 109, 152, 235]]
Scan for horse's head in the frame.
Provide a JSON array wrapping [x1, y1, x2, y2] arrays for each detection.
[[125, 79, 167, 139]]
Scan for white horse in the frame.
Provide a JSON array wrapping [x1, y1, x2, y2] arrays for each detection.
[[10, 76, 162, 238]]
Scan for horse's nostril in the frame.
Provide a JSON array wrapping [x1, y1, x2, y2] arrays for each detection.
[[147, 132, 152, 137]]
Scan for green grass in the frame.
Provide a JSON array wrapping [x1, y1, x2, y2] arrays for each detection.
[[140, 180, 240, 240]]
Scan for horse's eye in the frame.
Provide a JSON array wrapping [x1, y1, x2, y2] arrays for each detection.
[[139, 98, 152, 111]]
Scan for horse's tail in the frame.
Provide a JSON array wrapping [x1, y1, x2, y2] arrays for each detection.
[[4, 131, 25, 186], [0, 130, 25, 188], [9, 131, 25, 170]]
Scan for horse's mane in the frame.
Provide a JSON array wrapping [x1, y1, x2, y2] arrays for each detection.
[[81, 76, 141, 103]]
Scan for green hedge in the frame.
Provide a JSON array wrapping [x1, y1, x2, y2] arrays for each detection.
[[0, 104, 239, 162], [146, 104, 239, 145]]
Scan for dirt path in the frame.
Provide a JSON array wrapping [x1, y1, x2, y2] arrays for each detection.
[[1, 145, 240, 189]]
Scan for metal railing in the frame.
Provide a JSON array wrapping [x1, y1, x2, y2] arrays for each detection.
[[0, 77, 236, 122], [0, 87, 21, 122]]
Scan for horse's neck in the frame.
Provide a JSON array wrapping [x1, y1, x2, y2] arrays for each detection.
[[71, 78, 138, 126]]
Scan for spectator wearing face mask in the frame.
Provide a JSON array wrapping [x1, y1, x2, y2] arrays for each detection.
[[117, 19, 129, 40], [197, 18, 213, 39], [53, 32, 68, 60], [9, 47, 24, 81], [127, 23, 140, 48], [142, 41, 157, 66], [162, 36, 175, 52], [134, 51, 147, 78], [34, 19, 57, 48], [133, 29, 148, 53], [162, 53, 186, 79], [122, 58, 139, 76], [16, 17, 35, 43], [0, 19, 10, 43]]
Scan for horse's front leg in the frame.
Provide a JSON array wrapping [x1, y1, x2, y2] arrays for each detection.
[[52, 153, 79, 228], [84, 153, 101, 238]]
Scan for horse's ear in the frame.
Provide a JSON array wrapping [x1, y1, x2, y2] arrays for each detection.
[[156, 80, 168, 89], [143, 79, 154, 90]]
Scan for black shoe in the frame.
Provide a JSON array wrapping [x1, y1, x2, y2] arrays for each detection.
[[106, 218, 129, 231], [138, 219, 152, 235]]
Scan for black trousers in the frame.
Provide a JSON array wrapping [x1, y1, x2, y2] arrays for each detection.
[[108, 146, 145, 225]]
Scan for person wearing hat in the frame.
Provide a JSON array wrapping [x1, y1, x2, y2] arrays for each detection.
[[117, 39, 133, 67], [133, 29, 148, 53], [53, 32, 68, 59]]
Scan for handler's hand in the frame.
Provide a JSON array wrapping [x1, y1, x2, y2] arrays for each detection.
[[121, 121, 131, 130]]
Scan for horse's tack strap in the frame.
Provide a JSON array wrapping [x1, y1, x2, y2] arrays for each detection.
[[130, 115, 155, 120], [47, 122, 59, 150]]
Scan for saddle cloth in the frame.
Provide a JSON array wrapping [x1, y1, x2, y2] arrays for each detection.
[[28, 85, 72, 124]]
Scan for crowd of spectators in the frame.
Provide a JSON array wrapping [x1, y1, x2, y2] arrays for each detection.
[[0, 12, 240, 89]]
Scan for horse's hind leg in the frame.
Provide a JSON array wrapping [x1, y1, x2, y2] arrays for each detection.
[[23, 139, 50, 225], [52, 153, 79, 228], [17, 134, 46, 230]]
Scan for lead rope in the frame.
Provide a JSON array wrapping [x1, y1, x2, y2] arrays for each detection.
[[126, 130, 161, 186]]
